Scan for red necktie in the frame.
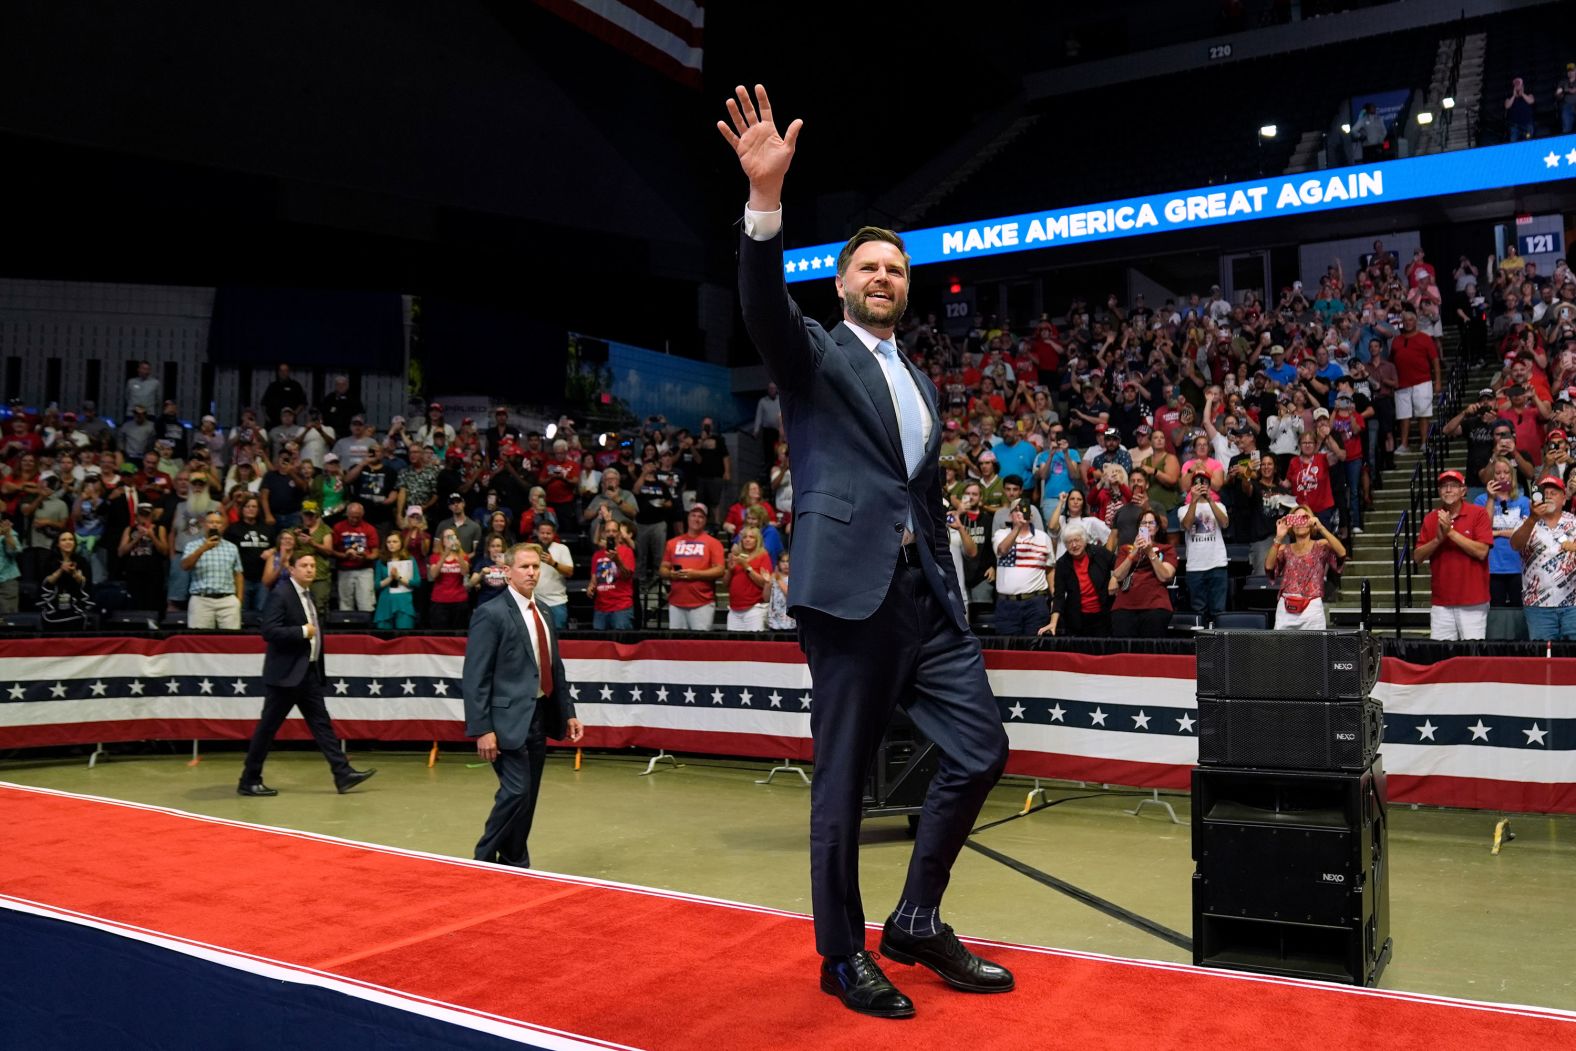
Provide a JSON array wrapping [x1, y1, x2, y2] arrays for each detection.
[[528, 600, 554, 696]]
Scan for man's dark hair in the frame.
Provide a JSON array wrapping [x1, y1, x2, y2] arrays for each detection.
[[836, 226, 910, 277], [287, 549, 315, 567], [1003, 475, 1024, 488]]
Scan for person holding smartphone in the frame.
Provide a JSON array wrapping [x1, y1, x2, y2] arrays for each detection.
[[1510, 474, 1576, 638], [1109, 510, 1177, 637], [1264, 505, 1346, 629], [426, 527, 473, 630], [1474, 457, 1531, 609]]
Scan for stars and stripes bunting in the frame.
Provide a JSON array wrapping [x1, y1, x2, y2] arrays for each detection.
[[1, 638, 1572, 812]]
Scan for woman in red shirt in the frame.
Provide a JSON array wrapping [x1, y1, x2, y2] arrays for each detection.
[[724, 480, 778, 537], [426, 527, 473, 630], [1286, 431, 1337, 531], [1264, 504, 1346, 629], [724, 526, 774, 632], [1109, 509, 1178, 637]]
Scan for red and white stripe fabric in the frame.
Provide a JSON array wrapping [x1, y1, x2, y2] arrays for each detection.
[[534, 0, 703, 87]]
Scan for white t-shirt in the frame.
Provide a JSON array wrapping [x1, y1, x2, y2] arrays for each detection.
[[534, 541, 573, 607], [1520, 512, 1576, 608], [1183, 499, 1229, 571]]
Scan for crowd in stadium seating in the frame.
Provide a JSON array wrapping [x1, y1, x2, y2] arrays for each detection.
[[4, 244, 1576, 639]]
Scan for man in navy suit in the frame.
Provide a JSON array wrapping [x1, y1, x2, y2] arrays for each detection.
[[720, 85, 1013, 1019], [463, 543, 584, 867], [238, 550, 376, 796]]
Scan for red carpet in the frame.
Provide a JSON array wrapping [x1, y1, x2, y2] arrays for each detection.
[[1, 783, 1571, 1050]]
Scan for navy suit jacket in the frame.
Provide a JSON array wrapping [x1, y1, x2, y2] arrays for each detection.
[[739, 228, 967, 631], [260, 583, 321, 688], [462, 592, 574, 750]]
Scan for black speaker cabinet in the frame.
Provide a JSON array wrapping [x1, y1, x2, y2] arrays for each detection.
[[1192, 762, 1391, 986], [1198, 697, 1383, 772], [862, 711, 939, 820], [1195, 629, 1381, 701]]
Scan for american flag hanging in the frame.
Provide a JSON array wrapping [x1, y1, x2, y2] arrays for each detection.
[[533, 0, 704, 88]]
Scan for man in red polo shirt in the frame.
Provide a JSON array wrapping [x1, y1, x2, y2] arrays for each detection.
[[1412, 470, 1492, 640], [1391, 310, 1441, 453]]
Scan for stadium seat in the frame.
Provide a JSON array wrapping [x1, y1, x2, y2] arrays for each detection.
[[326, 611, 372, 627], [1236, 575, 1279, 612], [106, 610, 164, 630], [0, 612, 43, 631], [162, 610, 188, 629], [1168, 612, 1206, 636], [1213, 611, 1271, 630]]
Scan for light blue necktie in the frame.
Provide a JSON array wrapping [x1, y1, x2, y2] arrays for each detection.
[[876, 339, 925, 480]]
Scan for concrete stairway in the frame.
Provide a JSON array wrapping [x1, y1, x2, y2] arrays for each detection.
[[1328, 352, 1497, 634]]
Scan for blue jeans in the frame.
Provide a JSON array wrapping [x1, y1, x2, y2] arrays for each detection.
[[593, 608, 634, 631], [992, 594, 1048, 636], [540, 601, 568, 631], [1187, 567, 1228, 620], [243, 580, 271, 613], [1523, 605, 1576, 640]]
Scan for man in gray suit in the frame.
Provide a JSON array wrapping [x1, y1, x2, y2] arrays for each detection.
[[463, 543, 583, 867], [720, 85, 1012, 1019]]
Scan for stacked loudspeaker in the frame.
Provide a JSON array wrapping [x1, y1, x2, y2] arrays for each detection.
[[1191, 629, 1392, 986]]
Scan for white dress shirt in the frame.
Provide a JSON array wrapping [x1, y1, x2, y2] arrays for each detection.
[[507, 586, 548, 699], [292, 581, 319, 662]]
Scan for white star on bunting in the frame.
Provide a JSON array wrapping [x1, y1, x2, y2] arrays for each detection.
[[711, 688, 725, 705], [231, 679, 248, 695], [569, 684, 580, 700], [1416, 720, 1438, 742], [367, 681, 383, 696], [1048, 703, 1066, 723], [1132, 710, 1151, 730], [1467, 719, 1492, 741], [334, 680, 350, 695], [1523, 723, 1548, 747], [401, 680, 417, 695], [1177, 713, 1196, 733], [1089, 707, 1107, 727], [88, 681, 107, 697], [684, 687, 697, 704], [655, 686, 669, 703], [433, 681, 449, 696], [739, 689, 753, 706], [197, 679, 214, 695], [1008, 702, 1026, 720], [128, 680, 145, 696], [7, 683, 24, 700], [599, 684, 613, 701], [800, 693, 812, 710], [768, 690, 782, 708], [630, 685, 643, 702], [165, 679, 182, 694], [49, 682, 67, 698]]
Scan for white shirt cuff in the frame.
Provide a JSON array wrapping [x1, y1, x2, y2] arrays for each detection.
[[743, 204, 782, 242], [302, 625, 311, 638]]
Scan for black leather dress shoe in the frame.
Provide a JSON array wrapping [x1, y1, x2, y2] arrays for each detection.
[[819, 950, 915, 1019], [335, 768, 377, 794], [879, 920, 1015, 993], [236, 783, 278, 797]]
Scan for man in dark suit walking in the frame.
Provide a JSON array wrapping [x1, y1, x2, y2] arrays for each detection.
[[238, 550, 376, 796], [463, 543, 583, 867], [719, 85, 1013, 1019]]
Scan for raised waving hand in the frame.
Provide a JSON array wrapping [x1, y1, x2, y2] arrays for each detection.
[[716, 84, 803, 212]]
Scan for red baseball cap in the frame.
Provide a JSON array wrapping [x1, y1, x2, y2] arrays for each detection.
[[1546, 429, 1568, 444], [1538, 474, 1567, 492], [1437, 470, 1466, 485]]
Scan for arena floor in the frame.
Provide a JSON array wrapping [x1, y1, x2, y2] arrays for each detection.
[[3, 746, 1572, 1012]]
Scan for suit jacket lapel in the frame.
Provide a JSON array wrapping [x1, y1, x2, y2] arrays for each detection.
[[834, 323, 906, 472], [500, 593, 539, 674]]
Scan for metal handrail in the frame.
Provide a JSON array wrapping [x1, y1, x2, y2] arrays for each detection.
[[1399, 356, 1466, 609], [1391, 510, 1411, 639]]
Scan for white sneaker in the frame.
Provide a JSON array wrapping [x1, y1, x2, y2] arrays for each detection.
[[1352, 527, 1364, 534], [1394, 445, 1411, 454]]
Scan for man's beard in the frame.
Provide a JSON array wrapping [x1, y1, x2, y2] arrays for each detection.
[[844, 287, 906, 330], [186, 489, 212, 513]]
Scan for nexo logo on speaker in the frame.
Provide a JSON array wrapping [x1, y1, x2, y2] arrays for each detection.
[[1321, 873, 1347, 884], [1332, 662, 1354, 671], [1334, 732, 1356, 741]]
